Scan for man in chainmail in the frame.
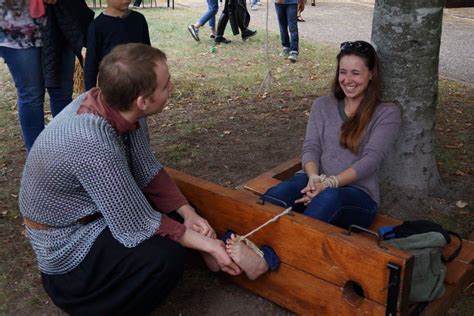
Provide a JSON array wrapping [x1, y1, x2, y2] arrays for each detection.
[[19, 43, 241, 315]]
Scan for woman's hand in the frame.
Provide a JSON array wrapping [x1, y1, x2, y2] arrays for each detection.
[[295, 180, 326, 205], [177, 204, 216, 238]]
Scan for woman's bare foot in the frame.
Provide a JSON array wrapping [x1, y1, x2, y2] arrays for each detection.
[[226, 234, 269, 280]]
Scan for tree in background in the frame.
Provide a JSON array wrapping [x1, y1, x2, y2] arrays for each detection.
[[371, 0, 444, 202]]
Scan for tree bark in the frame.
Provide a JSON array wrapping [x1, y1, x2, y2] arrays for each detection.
[[371, 0, 443, 199]]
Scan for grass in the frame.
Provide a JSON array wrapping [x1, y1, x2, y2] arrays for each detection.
[[0, 5, 472, 315]]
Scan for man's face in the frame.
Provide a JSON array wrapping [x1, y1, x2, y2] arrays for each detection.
[[143, 61, 173, 116]]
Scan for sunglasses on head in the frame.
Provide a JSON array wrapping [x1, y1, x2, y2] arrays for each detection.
[[340, 41, 373, 54]]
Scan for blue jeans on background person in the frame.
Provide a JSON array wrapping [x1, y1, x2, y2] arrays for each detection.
[[0, 46, 74, 151], [274, 3, 299, 54], [263, 173, 378, 229], [198, 0, 219, 29]]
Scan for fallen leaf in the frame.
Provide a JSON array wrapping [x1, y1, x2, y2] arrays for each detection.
[[455, 170, 466, 176], [456, 200, 468, 209], [223, 131, 231, 135]]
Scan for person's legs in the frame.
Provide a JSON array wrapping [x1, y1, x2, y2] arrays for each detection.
[[215, 0, 232, 43], [207, 0, 218, 34], [197, 0, 219, 28], [47, 47, 74, 117], [263, 173, 308, 212], [0, 47, 45, 151], [275, 3, 290, 50], [286, 3, 299, 61], [297, 0, 305, 21], [304, 186, 377, 229], [42, 228, 185, 315]]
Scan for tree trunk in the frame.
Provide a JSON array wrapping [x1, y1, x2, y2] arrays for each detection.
[[371, 0, 443, 200]]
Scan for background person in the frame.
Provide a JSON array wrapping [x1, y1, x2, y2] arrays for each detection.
[[275, 0, 299, 62], [0, 0, 93, 151], [297, 0, 305, 22], [20, 43, 240, 315], [187, 0, 219, 42], [263, 40, 401, 229], [84, 0, 150, 91], [214, 0, 256, 44]]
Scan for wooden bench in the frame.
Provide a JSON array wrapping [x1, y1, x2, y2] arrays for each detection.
[[167, 158, 473, 315]]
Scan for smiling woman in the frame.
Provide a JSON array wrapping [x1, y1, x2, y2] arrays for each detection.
[[261, 40, 401, 231]]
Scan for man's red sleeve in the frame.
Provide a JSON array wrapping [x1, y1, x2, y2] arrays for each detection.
[[143, 169, 188, 213], [155, 214, 186, 241]]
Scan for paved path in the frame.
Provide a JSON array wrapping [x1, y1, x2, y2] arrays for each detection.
[[185, 0, 474, 84]]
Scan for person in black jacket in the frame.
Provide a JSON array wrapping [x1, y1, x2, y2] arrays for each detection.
[[84, 0, 150, 90], [0, 0, 93, 151], [214, 0, 257, 44]]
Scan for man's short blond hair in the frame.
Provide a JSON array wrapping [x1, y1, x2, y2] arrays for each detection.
[[98, 43, 167, 111]]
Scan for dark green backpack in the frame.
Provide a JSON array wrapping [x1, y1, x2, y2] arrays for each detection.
[[380, 220, 463, 303], [382, 232, 446, 303]]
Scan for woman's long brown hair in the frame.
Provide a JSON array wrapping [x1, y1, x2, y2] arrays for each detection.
[[331, 43, 381, 154]]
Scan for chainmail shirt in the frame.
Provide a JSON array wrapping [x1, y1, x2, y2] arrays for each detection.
[[20, 94, 164, 274]]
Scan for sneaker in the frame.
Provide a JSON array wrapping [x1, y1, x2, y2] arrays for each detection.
[[279, 47, 290, 58], [242, 29, 257, 41], [215, 36, 231, 44], [250, 5, 258, 10], [187, 25, 200, 42], [258, 1, 263, 5], [288, 51, 298, 63]]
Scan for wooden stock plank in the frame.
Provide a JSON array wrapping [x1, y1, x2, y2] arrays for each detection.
[[238, 158, 301, 194], [233, 158, 474, 314], [232, 262, 387, 316], [167, 168, 413, 310]]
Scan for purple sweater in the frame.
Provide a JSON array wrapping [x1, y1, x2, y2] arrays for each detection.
[[301, 96, 401, 205]]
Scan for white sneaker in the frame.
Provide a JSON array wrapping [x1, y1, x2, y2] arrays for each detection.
[[288, 51, 298, 63], [279, 47, 290, 58], [250, 5, 258, 10]]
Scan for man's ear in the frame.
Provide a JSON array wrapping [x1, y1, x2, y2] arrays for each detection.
[[136, 96, 148, 111]]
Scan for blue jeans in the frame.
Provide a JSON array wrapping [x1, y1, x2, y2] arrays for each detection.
[[274, 3, 299, 53], [263, 173, 377, 229], [0, 47, 74, 150], [198, 0, 219, 29]]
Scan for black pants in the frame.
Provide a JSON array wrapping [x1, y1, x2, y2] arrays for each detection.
[[42, 228, 185, 315]]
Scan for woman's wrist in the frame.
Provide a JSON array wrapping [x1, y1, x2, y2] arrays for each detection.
[[309, 174, 322, 183]]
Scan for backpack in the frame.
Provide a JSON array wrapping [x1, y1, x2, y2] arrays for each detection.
[[379, 220, 463, 303]]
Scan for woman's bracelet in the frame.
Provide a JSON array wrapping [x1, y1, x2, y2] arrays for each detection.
[[309, 174, 339, 188], [322, 175, 339, 188]]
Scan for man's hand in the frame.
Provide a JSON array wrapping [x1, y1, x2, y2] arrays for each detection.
[[209, 239, 241, 275], [177, 204, 215, 238]]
